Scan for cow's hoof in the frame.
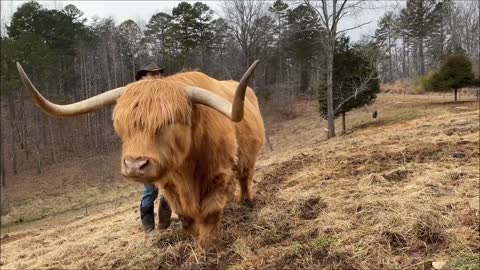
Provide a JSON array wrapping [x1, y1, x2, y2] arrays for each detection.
[[241, 200, 255, 209], [158, 219, 171, 230], [158, 197, 172, 229], [178, 215, 194, 231], [197, 237, 219, 252]]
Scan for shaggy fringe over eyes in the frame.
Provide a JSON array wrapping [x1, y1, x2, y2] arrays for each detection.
[[113, 79, 192, 136]]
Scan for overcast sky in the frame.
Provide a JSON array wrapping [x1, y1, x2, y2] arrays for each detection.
[[1, 1, 401, 41]]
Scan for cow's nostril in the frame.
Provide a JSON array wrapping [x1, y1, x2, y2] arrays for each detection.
[[124, 157, 149, 172], [138, 159, 149, 170]]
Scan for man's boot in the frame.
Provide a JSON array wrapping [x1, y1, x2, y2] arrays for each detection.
[[140, 204, 155, 233], [158, 196, 172, 229]]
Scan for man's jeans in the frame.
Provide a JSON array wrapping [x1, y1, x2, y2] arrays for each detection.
[[141, 184, 158, 208]]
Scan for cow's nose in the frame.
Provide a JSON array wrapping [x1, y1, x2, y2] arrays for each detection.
[[124, 157, 150, 177]]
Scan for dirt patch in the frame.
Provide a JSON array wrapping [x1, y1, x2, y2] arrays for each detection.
[[382, 231, 408, 251], [413, 213, 448, 250], [296, 196, 327, 220], [382, 168, 409, 182], [258, 153, 319, 188]]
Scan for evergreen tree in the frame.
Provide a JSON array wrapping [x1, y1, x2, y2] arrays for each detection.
[[7, 2, 89, 95], [268, 0, 289, 83], [430, 54, 475, 102], [145, 12, 173, 71], [426, 0, 465, 69], [169, 2, 216, 70], [375, 11, 397, 82], [319, 35, 380, 134], [285, 4, 323, 94], [399, 0, 441, 75], [116, 19, 143, 80]]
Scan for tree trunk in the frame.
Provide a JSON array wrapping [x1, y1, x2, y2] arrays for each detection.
[[278, 13, 283, 84], [300, 61, 310, 94], [1, 135, 6, 187], [388, 29, 393, 82], [132, 54, 135, 81], [402, 36, 407, 77], [33, 145, 42, 174], [342, 111, 346, 135], [454, 88, 458, 102], [19, 90, 29, 161], [326, 33, 336, 138], [103, 109, 109, 149], [48, 119, 57, 162], [41, 81, 50, 147], [7, 95, 18, 175], [418, 37, 425, 75]]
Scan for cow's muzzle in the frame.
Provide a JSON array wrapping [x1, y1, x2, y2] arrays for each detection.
[[122, 156, 154, 179]]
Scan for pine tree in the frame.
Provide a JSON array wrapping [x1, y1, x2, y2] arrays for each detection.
[[285, 4, 323, 94], [400, 0, 440, 75], [375, 11, 397, 82], [430, 54, 475, 102], [145, 12, 173, 71], [116, 19, 143, 80], [268, 0, 289, 83], [169, 2, 216, 70]]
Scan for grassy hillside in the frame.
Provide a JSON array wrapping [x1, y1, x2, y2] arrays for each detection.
[[1, 94, 478, 270]]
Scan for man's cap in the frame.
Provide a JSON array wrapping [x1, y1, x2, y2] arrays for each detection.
[[135, 62, 165, 81]]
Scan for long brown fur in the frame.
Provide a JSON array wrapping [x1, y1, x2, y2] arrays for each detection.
[[113, 71, 265, 248], [113, 80, 192, 136]]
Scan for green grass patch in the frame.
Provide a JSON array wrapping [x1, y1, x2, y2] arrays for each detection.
[[354, 108, 425, 130], [446, 255, 479, 270]]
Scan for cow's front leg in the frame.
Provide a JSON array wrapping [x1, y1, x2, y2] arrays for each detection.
[[197, 210, 222, 248], [197, 171, 232, 248]]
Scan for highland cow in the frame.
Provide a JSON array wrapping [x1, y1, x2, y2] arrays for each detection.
[[16, 61, 265, 247]]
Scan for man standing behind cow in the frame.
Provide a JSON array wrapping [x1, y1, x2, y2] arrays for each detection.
[[135, 62, 173, 234]]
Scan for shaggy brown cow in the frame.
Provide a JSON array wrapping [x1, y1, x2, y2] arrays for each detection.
[[16, 61, 265, 248]]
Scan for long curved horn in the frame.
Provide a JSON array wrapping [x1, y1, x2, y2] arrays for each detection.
[[16, 62, 124, 118], [185, 60, 259, 122]]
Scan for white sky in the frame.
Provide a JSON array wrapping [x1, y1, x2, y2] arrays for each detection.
[[1, 1, 400, 41]]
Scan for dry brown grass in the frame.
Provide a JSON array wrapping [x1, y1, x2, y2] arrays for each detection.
[[1, 94, 479, 270], [381, 79, 419, 95], [381, 80, 479, 100]]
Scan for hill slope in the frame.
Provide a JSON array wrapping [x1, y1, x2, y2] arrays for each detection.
[[1, 95, 479, 270]]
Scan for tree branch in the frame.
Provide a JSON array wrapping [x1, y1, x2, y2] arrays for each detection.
[[333, 74, 375, 114], [337, 20, 373, 34], [334, 0, 349, 26], [333, 31, 400, 114]]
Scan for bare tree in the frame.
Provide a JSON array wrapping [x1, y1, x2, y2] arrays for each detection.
[[304, 0, 372, 138], [222, 0, 274, 74], [458, 1, 480, 72]]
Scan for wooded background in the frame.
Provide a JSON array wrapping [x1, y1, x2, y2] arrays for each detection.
[[1, 0, 479, 186]]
